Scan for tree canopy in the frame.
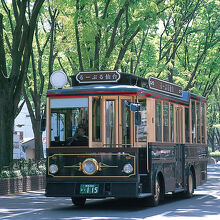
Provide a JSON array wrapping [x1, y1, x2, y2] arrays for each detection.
[[0, 0, 219, 167]]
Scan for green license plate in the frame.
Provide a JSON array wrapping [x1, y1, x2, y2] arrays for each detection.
[[80, 184, 99, 194]]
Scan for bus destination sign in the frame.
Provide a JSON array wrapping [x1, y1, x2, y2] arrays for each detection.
[[76, 71, 120, 84], [148, 76, 182, 97]]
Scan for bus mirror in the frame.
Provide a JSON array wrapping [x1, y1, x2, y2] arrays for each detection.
[[130, 103, 140, 112], [135, 112, 141, 126]]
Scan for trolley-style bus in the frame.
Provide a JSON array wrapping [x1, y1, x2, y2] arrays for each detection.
[[45, 71, 208, 206]]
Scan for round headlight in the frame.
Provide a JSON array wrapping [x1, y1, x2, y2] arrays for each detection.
[[82, 158, 98, 175], [49, 164, 58, 174], [123, 164, 133, 174]]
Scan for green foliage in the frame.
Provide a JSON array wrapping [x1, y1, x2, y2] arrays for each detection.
[[2, 0, 219, 162], [209, 151, 220, 157], [0, 159, 46, 179], [53, 0, 162, 73]]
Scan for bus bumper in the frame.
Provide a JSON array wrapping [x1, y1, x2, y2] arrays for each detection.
[[45, 182, 147, 198]]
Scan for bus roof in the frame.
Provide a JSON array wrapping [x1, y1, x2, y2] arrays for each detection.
[[47, 72, 206, 105]]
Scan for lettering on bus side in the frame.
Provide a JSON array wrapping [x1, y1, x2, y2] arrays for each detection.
[[148, 76, 183, 97]]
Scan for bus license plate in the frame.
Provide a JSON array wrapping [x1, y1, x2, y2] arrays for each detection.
[[80, 184, 99, 194]]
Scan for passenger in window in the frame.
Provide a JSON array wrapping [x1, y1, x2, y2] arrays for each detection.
[[79, 118, 88, 135], [76, 126, 88, 143], [66, 126, 88, 146]]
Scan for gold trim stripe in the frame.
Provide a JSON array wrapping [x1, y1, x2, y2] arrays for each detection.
[[48, 153, 136, 178]]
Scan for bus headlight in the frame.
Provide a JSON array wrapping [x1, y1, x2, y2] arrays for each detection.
[[123, 163, 133, 174], [82, 158, 98, 175], [49, 164, 58, 174]]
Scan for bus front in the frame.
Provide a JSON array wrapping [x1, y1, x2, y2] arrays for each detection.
[[45, 75, 149, 206]]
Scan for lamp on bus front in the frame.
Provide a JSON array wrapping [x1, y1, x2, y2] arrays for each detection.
[[50, 70, 68, 89], [123, 163, 133, 174], [49, 164, 58, 174], [82, 158, 98, 175]]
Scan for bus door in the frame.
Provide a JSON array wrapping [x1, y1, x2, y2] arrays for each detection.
[[104, 97, 133, 147], [175, 106, 184, 188], [119, 97, 133, 147], [104, 98, 118, 147]]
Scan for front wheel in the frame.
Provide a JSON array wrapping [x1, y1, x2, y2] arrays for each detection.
[[72, 197, 86, 207]]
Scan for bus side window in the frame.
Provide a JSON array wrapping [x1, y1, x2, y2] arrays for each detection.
[[170, 104, 174, 142], [136, 99, 147, 142], [185, 107, 190, 143], [51, 112, 65, 142], [163, 102, 169, 142], [196, 102, 201, 143], [201, 103, 205, 143], [155, 101, 162, 142], [191, 101, 196, 143], [92, 97, 101, 142], [106, 100, 116, 146]]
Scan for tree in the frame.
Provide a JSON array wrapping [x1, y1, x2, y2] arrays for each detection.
[[206, 83, 220, 152], [156, 0, 204, 82], [154, 0, 220, 149], [24, 1, 59, 161], [56, 0, 163, 73], [0, 0, 44, 169]]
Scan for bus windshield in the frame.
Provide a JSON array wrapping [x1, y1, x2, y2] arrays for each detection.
[[50, 98, 88, 146]]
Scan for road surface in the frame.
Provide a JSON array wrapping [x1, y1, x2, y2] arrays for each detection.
[[0, 164, 220, 220]]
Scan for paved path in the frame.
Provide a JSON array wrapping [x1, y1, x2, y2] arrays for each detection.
[[0, 164, 220, 220]]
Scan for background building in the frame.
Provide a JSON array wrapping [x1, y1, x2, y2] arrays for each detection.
[[14, 102, 46, 160]]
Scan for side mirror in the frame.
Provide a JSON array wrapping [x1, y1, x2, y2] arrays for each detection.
[[135, 111, 141, 126], [130, 103, 140, 112]]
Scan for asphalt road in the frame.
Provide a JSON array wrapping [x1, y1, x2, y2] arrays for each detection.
[[0, 164, 220, 220]]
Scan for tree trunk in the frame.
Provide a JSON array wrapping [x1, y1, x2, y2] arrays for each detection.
[[33, 124, 44, 161], [24, 88, 44, 162], [0, 0, 45, 168], [0, 85, 14, 169]]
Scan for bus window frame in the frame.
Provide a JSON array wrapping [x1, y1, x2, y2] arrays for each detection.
[[155, 100, 162, 142], [119, 96, 133, 148], [47, 97, 90, 148], [102, 96, 119, 148], [196, 102, 201, 144], [191, 100, 196, 143], [135, 98, 147, 144], [201, 102, 206, 143], [185, 107, 190, 143], [92, 97, 102, 143], [169, 103, 174, 143], [163, 102, 169, 142], [189, 99, 207, 144]]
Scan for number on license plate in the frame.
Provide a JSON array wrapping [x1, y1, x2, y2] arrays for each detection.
[[80, 184, 99, 194]]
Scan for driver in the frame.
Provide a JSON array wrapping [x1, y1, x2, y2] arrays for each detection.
[[67, 126, 88, 146]]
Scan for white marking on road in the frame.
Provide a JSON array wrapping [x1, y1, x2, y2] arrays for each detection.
[[0, 209, 43, 219], [196, 195, 209, 200], [144, 211, 173, 219]]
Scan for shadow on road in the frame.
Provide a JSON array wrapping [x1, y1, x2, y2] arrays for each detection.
[[50, 192, 220, 219], [50, 165, 220, 219], [0, 165, 219, 220]]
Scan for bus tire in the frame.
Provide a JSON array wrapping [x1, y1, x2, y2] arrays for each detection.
[[150, 176, 161, 206], [72, 197, 86, 207], [185, 170, 194, 198]]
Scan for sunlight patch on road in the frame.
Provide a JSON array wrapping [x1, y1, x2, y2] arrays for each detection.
[[0, 209, 12, 214], [62, 218, 140, 220], [0, 208, 43, 219]]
